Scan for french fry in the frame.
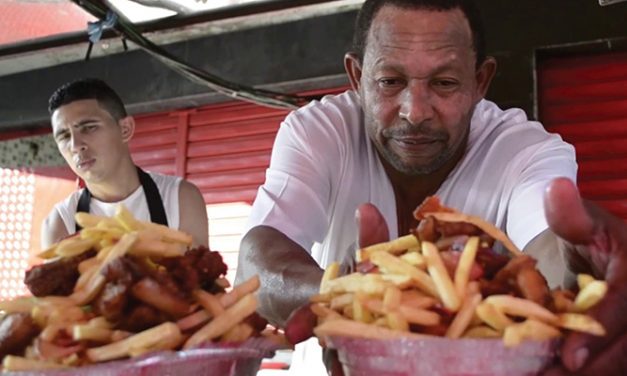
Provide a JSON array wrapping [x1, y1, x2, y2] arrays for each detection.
[[359, 234, 420, 261], [75, 212, 108, 229], [176, 310, 210, 332], [87, 322, 182, 362], [386, 311, 409, 332], [55, 237, 96, 258], [574, 280, 607, 312], [475, 302, 514, 331], [353, 294, 374, 324], [503, 319, 561, 347], [484, 295, 558, 324], [446, 293, 482, 338], [463, 325, 501, 338], [115, 205, 143, 232], [400, 290, 437, 310], [424, 212, 523, 257], [370, 251, 438, 297], [400, 251, 426, 268], [577, 274, 595, 290], [36, 245, 58, 260], [130, 239, 186, 258], [2, 356, 67, 371], [322, 273, 390, 296], [221, 323, 254, 343], [556, 313, 605, 336], [219, 275, 260, 309], [142, 222, 193, 245], [397, 306, 440, 326], [194, 289, 224, 317], [311, 303, 343, 321], [310, 293, 332, 304], [184, 293, 258, 349], [72, 325, 113, 342], [321, 262, 340, 288], [422, 242, 460, 312], [380, 274, 414, 289], [314, 318, 427, 340], [454, 236, 479, 298], [330, 293, 354, 311], [383, 286, 402, 311]]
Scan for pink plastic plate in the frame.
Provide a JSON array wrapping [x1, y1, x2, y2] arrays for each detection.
[[326, 335, 559, 376], [2, 338, 283, 376]]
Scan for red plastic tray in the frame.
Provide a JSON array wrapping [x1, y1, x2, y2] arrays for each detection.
[[326, 335, 559, 376], [2, 338, 282, 376]]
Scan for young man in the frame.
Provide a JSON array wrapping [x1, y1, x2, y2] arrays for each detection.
[[42, 78, 208, 248], [237, 1, 626, 374]]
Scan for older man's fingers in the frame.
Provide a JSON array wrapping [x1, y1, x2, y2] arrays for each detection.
[[356, 203, 389, 248], [560, 269, 627, 372], [573, 333, 627, 375]]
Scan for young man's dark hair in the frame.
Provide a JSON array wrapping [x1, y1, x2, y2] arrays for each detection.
[[48, 78, 128, 120], [352, 0, 486, 68]]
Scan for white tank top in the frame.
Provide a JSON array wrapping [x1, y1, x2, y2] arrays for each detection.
[[55, 172, 182, 234]]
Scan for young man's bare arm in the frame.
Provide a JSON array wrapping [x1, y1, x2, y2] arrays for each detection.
[[40, 209, 70, 249], [235, 226, 323, 327], [178, 180, 209, 247]]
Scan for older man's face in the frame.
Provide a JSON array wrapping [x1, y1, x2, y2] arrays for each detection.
[[358, 6, 483, 176]]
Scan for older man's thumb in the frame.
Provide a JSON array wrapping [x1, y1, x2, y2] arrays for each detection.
[[544, 177, 595, 245]]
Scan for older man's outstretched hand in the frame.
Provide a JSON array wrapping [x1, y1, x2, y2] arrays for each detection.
[[544, 177, 627, 375]]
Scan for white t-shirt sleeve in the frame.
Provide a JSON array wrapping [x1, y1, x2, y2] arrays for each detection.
[[247, 107, 338, 253], [506, 133, 577, 250]]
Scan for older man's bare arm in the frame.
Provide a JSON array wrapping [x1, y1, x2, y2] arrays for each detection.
[[235, 226, 323, 327]]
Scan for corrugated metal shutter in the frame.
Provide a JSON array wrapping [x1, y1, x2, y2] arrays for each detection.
[[538, 51, 627, 219], [130, 86, 349, 279]]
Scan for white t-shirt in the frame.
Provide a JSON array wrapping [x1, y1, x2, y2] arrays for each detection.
[[55, 171, 182, 233], [248, 90, 577, 268]]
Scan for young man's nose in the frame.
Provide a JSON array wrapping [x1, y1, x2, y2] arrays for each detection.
[[70, 134, 88, 152], [398, 85, 435, 125]]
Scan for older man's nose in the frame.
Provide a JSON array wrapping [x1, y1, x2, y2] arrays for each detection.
[[398, 84, 435, 125]]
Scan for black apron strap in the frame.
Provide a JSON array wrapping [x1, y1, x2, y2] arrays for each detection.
[[75, 187, 92, 233], [74, 166, 168, 233], [136, 167, 169, 228]]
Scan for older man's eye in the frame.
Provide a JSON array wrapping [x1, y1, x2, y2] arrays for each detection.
[[378, 78, 405, 88], [432, 79, 459, 90]]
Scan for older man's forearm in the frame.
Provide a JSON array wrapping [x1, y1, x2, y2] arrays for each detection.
[[236, 225, 324, 326]]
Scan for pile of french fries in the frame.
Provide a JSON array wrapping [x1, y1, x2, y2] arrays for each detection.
[[311, 208, 607, 347], [0, 205, 266, 371]]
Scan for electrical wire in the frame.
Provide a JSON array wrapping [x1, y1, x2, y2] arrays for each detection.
[[74, 0, 314, 109]]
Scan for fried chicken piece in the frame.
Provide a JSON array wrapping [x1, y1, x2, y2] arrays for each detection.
[[0, 313, 40, 359], [24, 251, 95, 297]]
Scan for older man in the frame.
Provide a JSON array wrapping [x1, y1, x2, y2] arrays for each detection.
[[237, 1, 626, 374]]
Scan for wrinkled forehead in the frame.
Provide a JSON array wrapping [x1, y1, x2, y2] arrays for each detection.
[[366, 6, 474, 59]]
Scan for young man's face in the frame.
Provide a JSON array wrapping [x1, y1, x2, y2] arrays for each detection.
[[51, 99, 130, 184], [352, 6, 492, 177]]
